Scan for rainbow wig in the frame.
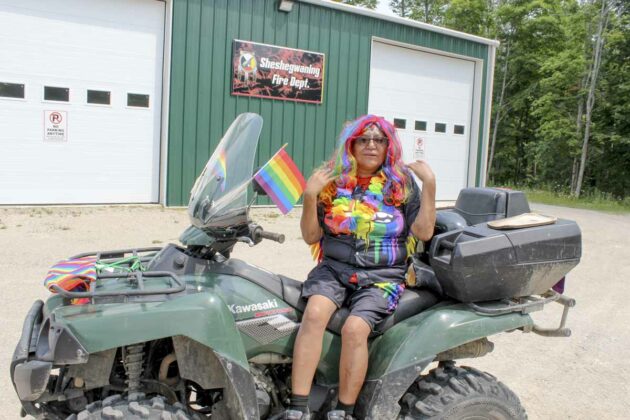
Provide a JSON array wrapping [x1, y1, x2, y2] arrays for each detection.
[[320, 115, 410, 207]]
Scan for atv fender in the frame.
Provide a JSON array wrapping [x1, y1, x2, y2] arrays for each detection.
[[51, 293, 258, 419], [357, 302, 533, 420], [55, 293, 244, 363]]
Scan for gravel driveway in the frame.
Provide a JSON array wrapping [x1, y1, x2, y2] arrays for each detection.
[[0, 203, 628, 419]]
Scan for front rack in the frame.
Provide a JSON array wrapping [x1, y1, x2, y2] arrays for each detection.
[[69, 246, 162, 263], [52, 247, 186, 300]]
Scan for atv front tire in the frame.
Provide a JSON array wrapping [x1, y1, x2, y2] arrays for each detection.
[[400, 362, 527, 419], [67, 393, 196, 420]]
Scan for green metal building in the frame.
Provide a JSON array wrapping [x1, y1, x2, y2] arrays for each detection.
[[165, 0, 498, 206], [0, 0, 497, 205]]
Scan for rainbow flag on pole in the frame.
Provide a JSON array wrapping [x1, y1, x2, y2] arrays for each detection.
[[254, 145, 306, 214]]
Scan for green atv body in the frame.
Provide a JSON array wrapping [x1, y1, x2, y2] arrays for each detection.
[[10, 114, 577, 420]]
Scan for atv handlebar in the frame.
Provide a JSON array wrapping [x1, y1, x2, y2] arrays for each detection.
[[260, 230, 285, 243], [250, 224, 285, 244]]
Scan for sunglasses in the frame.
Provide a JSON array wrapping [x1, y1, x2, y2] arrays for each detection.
[[354, 137, 388, 147]]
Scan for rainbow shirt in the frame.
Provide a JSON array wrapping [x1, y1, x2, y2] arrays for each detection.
[[315, 173, 421, 310]]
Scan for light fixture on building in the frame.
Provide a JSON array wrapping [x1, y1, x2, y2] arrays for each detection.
[[278, 0, 294, 12]]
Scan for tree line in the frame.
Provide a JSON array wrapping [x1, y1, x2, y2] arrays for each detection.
[[338, 0, 629, 199]]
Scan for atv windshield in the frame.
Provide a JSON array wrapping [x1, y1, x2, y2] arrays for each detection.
[[187, 113, 263, 229]]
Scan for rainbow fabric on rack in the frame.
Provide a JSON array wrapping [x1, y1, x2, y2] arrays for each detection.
[[44, 256, 97, 304], [254, 147, 306, 214]]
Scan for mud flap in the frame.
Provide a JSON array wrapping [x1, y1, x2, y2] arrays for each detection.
[[355, 356, 434, 420], [172, 336, 259, 420]]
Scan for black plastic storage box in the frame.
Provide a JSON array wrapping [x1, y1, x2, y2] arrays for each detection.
[[429, 220, 582, 302]]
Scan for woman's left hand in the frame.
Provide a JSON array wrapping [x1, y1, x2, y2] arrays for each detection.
[[406, 160, 435, 185]]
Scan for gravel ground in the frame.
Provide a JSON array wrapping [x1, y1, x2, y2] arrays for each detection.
[[0, 203, 628, 419]]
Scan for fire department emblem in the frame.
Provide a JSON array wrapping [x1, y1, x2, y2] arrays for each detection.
[[238, 51, 258, 83]]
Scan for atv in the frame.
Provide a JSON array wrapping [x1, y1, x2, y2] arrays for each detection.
[[11, 113, 580, 420]]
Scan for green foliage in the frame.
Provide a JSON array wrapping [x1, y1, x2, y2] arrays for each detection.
[[495, 185, 630, 213], [384, 0, 629, 199], [389, 0, 418, 19], [332, 0, 378, 9], [443, 0, 495, 37]]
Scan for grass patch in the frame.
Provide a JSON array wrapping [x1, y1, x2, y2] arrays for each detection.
[[507, 187, 630, 213]]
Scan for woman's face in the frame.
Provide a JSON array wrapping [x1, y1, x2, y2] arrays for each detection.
[[351, 124, 388, 176]]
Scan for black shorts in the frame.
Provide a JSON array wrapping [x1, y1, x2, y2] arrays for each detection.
[[301, 260, 405, 330]]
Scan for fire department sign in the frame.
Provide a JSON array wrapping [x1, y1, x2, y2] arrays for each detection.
[[231, 40, 325, 104]]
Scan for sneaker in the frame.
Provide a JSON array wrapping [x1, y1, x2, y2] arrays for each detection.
[[283, 409, 310, 420], [327, 410, 355, 420]]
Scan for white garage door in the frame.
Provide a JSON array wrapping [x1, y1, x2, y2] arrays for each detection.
[[368, 41, 477, 200], [0, 0, 165, 204]]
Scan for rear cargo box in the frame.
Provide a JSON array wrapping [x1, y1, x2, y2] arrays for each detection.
[[429, 219, 581, 302]]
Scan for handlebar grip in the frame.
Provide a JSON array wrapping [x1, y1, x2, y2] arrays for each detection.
[[261, 230, 285, 243]]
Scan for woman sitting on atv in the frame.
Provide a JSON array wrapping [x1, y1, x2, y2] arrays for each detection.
[[286, 115, 437, 420]]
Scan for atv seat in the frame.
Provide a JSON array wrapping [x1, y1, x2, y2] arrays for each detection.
[[209, 258, 439, 336], [279, 275, 439, 336]]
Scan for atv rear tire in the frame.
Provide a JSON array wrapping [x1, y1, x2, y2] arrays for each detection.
[[66, 393, 196, 420], [400, 362, 527, 419]]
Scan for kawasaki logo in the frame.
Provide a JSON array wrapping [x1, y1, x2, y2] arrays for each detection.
[[229, 299, 279, 315]]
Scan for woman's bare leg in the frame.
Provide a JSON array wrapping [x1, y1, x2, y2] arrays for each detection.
[[291, 295, 338, 396], [338, 315, 371, 405]]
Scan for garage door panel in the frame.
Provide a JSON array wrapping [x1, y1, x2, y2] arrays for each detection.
[[0, 0, 164, 204], [369, 41, 475, 201]]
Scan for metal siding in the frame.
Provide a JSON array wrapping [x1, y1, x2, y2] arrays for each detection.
[[166, 0, 188, 205], [167, 0, 489, 205], [181, 0, 201, 206]]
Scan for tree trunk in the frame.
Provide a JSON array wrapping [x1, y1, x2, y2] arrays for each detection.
[[424, 0, 429, 22], [571, 4, 593, 195], [571, 157, 580, 193], [571, 93, 585, 194], [575, 0, 611, 197], [487, 40, 511, 183]]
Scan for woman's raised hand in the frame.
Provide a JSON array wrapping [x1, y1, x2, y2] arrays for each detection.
[[304, 168, 335, 197], [406, 160, 436, 185]]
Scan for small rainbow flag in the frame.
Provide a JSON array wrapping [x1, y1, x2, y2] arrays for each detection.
[[254, 145, 306, 214]]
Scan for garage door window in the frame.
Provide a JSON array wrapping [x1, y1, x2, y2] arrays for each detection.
[[454, 125, 465, 135], [127, 93, 150, 108], [44, 86, 69, 102], [415, 120, 427, 131], [0, 82, 25, 99], [393, 118, 406, 129], [435, 123, 447, 133], [87, 90, 111, 105]]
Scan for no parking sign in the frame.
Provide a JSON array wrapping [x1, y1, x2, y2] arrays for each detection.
[[414, 137, 425, 160], [44, 110, 67, 142]]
